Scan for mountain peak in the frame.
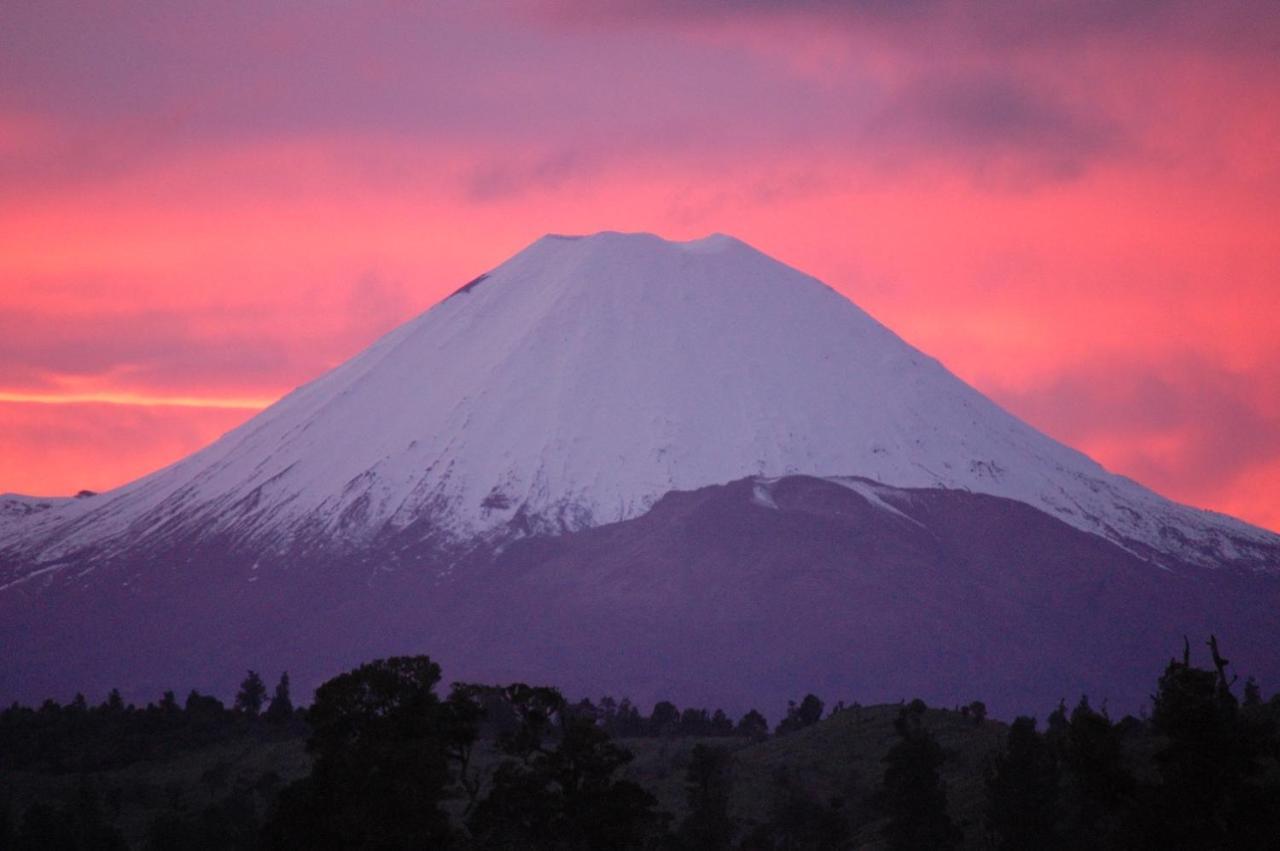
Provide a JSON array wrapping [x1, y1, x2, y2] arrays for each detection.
[[2, 232, 1276, 575], [512, 231, 764, 284], [536, 230, 740, 248]]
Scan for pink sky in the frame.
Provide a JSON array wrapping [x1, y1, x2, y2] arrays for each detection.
[[2, 1, 1278, 531]]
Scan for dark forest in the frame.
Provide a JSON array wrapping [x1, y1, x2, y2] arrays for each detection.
[[3, 637, 1279, 850]]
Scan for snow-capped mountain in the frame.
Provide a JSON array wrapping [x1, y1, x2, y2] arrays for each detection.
[[1, 232, 1274, 587], [1, 231, 1277, 714]]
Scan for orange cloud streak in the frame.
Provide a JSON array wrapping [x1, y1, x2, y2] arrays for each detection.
[[0, 392, 271, 410]]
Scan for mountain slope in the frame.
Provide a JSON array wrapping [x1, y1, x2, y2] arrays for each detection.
[[0, 494, 69, 526], [1, 232, 1275, 592], [2, 475, 1276, 715]]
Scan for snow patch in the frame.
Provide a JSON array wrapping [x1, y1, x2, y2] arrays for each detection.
[[831, 477, 924, 527], [751, 481, 780, 510]]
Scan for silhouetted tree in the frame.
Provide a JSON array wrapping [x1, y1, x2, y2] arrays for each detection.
[[234, 670, 266, 718], [264, 672, 293, 725], [261, 656, 477, 849], [1047, 696, 1136, 848], [679, 707, 710, 736], [598, 695, 618, 726], [1143, 635, 1280, 848], [1243, 675, 1263, 707], [467, 683, 661, 849], [649, 700, 680, 735], [679, 744, 735, 850], [185, 691, 225, 720], [736, 708, 769, 740], [776, 694, 824, 736], [569, 697, 600, 725], [610, 698, 645, 737], [985, 716, 1061, 850], [157, 690, 179, 716], [879, 707, 960, 850]]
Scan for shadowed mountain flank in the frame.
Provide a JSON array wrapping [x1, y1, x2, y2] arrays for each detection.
[[2, 476, 1275, 717]]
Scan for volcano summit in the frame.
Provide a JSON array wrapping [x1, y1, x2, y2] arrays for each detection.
[[2, 232, 1277, 714]]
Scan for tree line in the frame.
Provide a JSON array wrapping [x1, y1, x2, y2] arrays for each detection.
[[3, 636, 1280, 849], [0, 671, 808, 777], [978, 636, 1280, 850], [0, 672, 298, 774]]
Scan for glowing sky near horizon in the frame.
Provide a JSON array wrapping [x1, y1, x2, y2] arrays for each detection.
[[2, 1, 1278, 531]]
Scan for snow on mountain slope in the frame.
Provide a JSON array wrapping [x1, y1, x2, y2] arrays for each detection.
[[0, 494, 71, 527], [2, 232, 1276, 582]]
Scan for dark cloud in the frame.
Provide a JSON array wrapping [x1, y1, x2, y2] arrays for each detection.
[[883, 76, 1112, 151], [535, 2, 1146, 186], [863, 73, 1123, 183], [0, 0, 1168, 196], [543, 0, 1280, 54], [466, 150, 592, 201]]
